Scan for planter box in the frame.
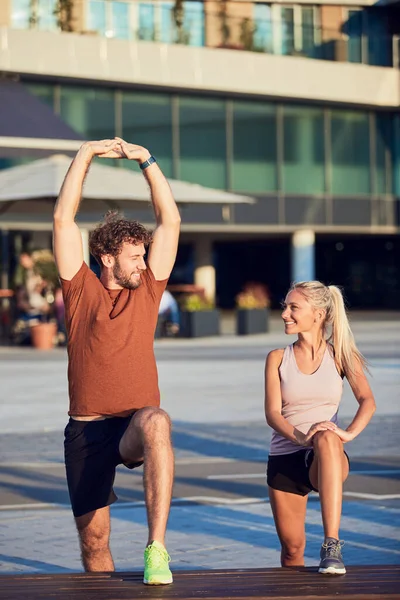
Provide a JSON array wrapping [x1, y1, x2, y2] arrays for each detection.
[[180, 310, 220, 338], [236, 308, 269, 335]]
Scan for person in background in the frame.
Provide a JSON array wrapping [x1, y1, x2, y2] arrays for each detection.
[[13, 251, 51, 342], [264, 281, 376, 575], [158, 289, 180, 336]]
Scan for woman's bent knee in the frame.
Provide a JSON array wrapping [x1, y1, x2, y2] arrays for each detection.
[[313, 430, 343, 452], [281, 540, 306, 563]]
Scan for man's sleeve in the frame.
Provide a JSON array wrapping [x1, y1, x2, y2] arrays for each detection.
[[60, 262, 90, 321], [143, 267, 169, 305]]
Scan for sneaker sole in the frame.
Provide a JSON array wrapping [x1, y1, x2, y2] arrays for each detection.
[[318, 566, 346, 575], [143, 577, 173, 585]]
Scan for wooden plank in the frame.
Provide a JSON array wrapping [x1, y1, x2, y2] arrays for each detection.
[[0, 566, 399, 600]]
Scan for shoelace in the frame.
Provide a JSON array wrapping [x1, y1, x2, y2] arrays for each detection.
[[322, 540, 344, 558], [145, 545, 171, 568]]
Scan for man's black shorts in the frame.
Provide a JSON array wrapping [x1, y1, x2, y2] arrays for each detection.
[[64, 415, 143, 518], [267, 448, 350, 496]]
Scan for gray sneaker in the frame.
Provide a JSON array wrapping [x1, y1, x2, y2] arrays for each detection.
[[318, 538, 346, 575]]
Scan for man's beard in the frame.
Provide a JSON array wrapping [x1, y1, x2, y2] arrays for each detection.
[[112, 259, 141, 290]]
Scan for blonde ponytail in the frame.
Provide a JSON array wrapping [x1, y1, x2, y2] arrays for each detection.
[[290, 281, 368, 385], [327, 286, 368, 383]]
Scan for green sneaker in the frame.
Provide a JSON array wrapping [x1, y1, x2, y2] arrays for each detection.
[[143, 540, 173, 585]]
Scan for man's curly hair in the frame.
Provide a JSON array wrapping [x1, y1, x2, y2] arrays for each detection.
[[89, 211, 153, 266]]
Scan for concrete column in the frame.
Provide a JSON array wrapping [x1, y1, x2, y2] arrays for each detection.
[[291, 230, 315, 283], [194, 237, 215, 303], [80, 228, 90, 265]]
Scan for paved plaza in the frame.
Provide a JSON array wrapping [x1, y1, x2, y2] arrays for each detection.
[[0, 315, 399, 575]]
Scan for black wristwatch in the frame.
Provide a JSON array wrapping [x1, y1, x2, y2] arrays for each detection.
[[140, 155, 156, 170]]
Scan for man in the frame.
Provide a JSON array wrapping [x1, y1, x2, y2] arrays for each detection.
[[53, 138, 180, 584]]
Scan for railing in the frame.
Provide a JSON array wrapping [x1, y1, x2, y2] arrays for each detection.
[[10, 0, 397, 68]]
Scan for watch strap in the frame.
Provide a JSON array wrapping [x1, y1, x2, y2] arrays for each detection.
[[140, 155, 156, 170]]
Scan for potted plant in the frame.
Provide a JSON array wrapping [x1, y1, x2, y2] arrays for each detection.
[[235, 282, 270, 335], [180, 293, 220, 338], [29, 249, 59, 350]]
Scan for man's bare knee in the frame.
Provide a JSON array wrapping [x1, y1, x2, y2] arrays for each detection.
[[136, 407, 172, 440]]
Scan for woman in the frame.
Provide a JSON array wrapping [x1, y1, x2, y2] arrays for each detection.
[[265, 281, 376, 575]]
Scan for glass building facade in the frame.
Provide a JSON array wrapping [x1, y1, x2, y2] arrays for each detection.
[[24, 80, 397, 203]]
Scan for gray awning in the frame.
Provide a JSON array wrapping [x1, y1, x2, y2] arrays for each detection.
[[0, 154, 255, 228], [0, 80, 82, 157]]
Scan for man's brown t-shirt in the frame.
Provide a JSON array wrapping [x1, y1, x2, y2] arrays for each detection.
[[61, 262, 168, 416]]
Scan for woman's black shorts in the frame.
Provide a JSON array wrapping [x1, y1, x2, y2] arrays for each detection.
[[64, 415, 143, 518], [267, 448, 350, 496]]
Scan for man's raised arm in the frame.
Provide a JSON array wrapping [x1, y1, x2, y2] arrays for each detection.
[[116, 138, 181, 281], [53, 140, 122, 280]]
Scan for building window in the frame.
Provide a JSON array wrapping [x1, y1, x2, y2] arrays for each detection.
[[376, 114, 392, 195], [283, 105, 325, 194], [122, 91, 173, 177], [138, 0, 204, 45], [256, 4, 320, 58], [87, 0, 134, 39], [87, 0, 107, 35], [182, 1, 205, 47], [343, 7, 392, 66], [86, 0, 204, 44], [232, 101, 277, 192], [11, 0, 58, 30], [59, 86, 116, 140], [179, 97, 226, 189], [331, 109, 370, 196], [253, 4, 273, 53]]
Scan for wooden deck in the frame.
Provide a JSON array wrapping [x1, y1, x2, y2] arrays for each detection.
[[1, 566, 399, 600]]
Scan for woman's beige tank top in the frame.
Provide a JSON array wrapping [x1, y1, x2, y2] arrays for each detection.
[[269, 343, 343, 456]]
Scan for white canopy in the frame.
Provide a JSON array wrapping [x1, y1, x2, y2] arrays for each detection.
[[0, 154, 254, 204]]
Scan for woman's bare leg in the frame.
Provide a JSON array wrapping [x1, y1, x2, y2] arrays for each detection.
[[268, 487, 308, 567]]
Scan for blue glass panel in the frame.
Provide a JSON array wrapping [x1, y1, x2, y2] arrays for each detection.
[[183, 1, 204, 47], [60, 86, 115, 139], [366, 9, 391, 67], [160, 1, 174, 43], [281, 7, 295, 56], [331, 109, 370, 195], [138, 3, 155, 40], [283, 105, 325, 194], [393, 115, 400, 198], [122, 91, 173, 177], [11, 0, 32, 28], [87, 0, 107, 35], [179, 97, 226, 189], [253, 3, 273, 53], [38, 0, 58, 30], [301, 7, 317, 58], [111, 2, 130, 39], [232, 101, 277, 192], [347, 10, 362, 63], [376, 114, 392, 195]]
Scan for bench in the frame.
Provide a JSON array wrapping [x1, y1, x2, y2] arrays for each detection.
[[0, 565, 399, 599]]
